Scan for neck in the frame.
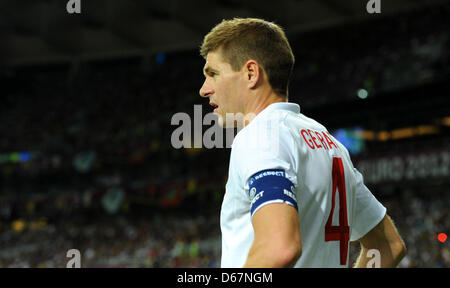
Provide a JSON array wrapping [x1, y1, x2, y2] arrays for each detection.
[[243, 90, 286, 126]]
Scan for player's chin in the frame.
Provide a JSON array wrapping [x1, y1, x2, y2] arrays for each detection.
[[217, 113, 226, 128], [216, 114, 231, 128], [216, 110, 241, 129]]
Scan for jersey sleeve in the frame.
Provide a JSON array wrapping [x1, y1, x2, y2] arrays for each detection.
[[232, 117, 299, 217], [350, 168, 387, 241]]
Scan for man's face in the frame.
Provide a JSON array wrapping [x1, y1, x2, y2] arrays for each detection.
[[199, 51, 245, 127]]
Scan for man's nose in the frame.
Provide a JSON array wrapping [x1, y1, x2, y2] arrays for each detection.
[[199, 80, 213, 98]]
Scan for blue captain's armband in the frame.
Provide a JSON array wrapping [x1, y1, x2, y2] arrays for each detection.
[[248, 169, 298, 217]]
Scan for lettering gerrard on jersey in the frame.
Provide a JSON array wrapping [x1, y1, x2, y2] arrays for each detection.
[[300, 129, 338, 151]]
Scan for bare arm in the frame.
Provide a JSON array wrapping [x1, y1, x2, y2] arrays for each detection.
[[243, 203, 302, 268], [354, 214, 406, 268]]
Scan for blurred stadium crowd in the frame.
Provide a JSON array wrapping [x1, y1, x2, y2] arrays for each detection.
[[290, 3, 450, 108], [1, 188, 448, 268], [1, 4, 449, 267], [1, 211, 221, 268]]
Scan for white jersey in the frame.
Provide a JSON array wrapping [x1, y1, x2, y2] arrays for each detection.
[[220, 102, 386, 268]]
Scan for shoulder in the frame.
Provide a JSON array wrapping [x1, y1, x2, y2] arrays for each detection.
[[296, 112, 328, 132]]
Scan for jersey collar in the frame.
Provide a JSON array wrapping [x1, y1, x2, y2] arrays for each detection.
[[260, 102, 300, 115], [234, 102, 301, 142], [251, 102, 300, 123], [241, 102, 300, 130]]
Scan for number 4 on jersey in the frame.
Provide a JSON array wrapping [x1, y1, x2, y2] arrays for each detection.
[[325, 157, 350, 265]]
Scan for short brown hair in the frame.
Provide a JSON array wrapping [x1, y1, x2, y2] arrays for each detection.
[[200, 18, 295, 96]]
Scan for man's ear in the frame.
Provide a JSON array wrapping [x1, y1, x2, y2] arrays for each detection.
[[244, 60, 262, 89]]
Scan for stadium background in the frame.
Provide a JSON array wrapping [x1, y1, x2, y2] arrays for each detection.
[[0, 0, 449, 268]]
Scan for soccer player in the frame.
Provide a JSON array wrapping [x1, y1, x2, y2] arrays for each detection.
[[199, 18, 406, 268]]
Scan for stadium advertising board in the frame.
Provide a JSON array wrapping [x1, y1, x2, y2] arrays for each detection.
[[356, 149, 450, 185]]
